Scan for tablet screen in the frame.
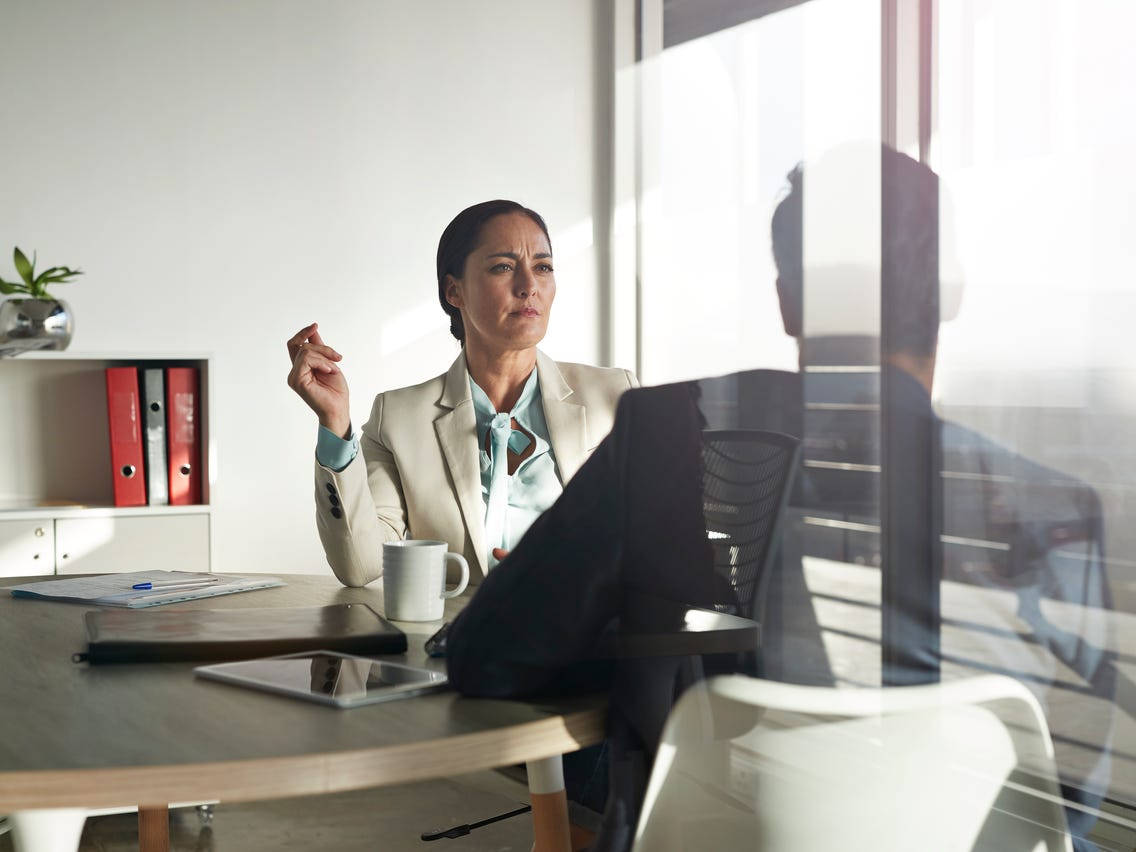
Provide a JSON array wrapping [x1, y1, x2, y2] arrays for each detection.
[[196, 651, 448, 707]]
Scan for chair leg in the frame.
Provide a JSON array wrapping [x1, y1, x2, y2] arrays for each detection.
[[527, 756, 571, 852], [9, 809, 87, 852], [138, 804, 169, 852]]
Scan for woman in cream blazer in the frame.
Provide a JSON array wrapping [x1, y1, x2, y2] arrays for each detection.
[[288, 200, 636, 587], [313, 349, 633, 585]]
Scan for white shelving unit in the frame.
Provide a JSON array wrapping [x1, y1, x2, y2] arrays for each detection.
[[0, 352, 213, 577]]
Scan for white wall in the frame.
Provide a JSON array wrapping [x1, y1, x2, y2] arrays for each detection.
[[0, 0, 607, 575]]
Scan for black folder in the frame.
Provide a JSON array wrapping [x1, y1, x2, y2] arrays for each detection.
[[77, 603, 406, 665]]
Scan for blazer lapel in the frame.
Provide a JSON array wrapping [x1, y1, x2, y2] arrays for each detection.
[[537, 349, 588, 483], [434, 352, 489, 578]]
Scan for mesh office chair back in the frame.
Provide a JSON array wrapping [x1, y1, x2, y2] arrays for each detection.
[[701, 430, 800, 620]]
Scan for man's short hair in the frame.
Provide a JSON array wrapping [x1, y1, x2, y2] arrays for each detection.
[[770, 146, 940, 358]]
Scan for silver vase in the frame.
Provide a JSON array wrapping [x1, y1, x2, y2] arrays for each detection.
[[0, 298, 74, 356]]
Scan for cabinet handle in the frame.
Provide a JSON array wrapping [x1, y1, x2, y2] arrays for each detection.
[[61, 553, 69, 560], [34, 527, 45, 537]]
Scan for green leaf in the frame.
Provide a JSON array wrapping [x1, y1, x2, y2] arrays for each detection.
[[34, 266, 81, 285], [0, 277, 28, 295], [13, 247, 34, 285], [38, 269, 82, 285], [33, 266, 62, 285]]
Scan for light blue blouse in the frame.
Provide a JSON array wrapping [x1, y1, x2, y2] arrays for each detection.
[[469, 370, 562, 567], [314, 368, 563, 568]]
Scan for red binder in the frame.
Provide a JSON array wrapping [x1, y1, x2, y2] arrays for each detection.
[[105, 367, 146, 506], [166, 367, 202, 505]]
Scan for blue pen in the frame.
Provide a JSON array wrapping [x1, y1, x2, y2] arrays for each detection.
[[132, 577, 222, 591]]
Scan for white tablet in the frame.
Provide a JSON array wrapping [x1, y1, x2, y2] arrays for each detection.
[[194, 650, 448, 708]]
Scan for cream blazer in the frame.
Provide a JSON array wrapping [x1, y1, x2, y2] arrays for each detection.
[[315, 349, 638, 587]]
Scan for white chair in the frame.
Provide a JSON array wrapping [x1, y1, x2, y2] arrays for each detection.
[[632, 674, 1072, 852]]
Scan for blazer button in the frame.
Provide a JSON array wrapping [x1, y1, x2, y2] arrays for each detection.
[[325, 483, 335, 493], [329, 494, 340, 507], [330, 507, 342, 519]]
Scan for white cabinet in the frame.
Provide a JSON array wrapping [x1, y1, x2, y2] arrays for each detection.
[[0, 519, 55, 577], [55, 513, 210, 575], [0, 512, 211, 578], [0, 352, 213, 577]]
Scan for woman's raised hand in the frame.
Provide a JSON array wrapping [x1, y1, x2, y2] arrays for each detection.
[[286, 322, 351, 437]]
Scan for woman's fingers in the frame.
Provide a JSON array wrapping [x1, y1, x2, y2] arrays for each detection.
[[295, 342, 342, 364], [287, 348, 340, 388], [287, 323, 342, 363], [491, 548, 510, 561], [287, 322, 318, 360]]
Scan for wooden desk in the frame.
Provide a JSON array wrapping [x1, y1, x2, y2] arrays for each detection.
[[0, 574, 606, 851]]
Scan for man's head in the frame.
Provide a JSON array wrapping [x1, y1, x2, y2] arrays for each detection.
[[770, 146, 941, 360]]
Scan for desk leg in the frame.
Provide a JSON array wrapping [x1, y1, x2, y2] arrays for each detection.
[[9, 808, 87, 852], [527, 755, 571, 852], [138, 805, 169, 852]]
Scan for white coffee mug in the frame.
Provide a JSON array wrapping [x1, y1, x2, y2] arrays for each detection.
[[382, 540, 469, 622]]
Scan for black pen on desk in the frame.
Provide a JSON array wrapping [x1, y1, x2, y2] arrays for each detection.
[[132, 577, 223, 591]]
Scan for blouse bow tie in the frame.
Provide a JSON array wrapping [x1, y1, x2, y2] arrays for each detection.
[[485, 413, 535, 475], [483, 414, 536, 568]]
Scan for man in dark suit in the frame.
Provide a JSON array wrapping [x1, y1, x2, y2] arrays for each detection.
[[448, 146, 1115, 850], [765, 148, 1115, 849]]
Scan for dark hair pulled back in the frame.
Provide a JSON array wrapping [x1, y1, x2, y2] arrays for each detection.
[[436, 200, 552, 344]]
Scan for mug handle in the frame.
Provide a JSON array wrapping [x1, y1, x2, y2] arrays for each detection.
[[442, 553, 469, 598]]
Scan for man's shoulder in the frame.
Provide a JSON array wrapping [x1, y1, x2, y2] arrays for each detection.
[[942, 419, 1102, 522], [623, 369, 801, 420], [615, 378, 705, 429]]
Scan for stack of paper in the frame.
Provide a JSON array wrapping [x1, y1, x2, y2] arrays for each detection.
[[7, 571, 284, 608]]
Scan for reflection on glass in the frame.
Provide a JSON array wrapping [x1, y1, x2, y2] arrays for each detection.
[[641, 0, 1132, 846], [930, 0, 1133, 837]]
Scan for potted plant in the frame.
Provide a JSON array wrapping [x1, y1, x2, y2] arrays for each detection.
[[0, 247, 82, 355]]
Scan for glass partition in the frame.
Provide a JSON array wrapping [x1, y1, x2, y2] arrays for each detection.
[[636, 0, 1134, 844], [932, 0, 1136, 830]]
